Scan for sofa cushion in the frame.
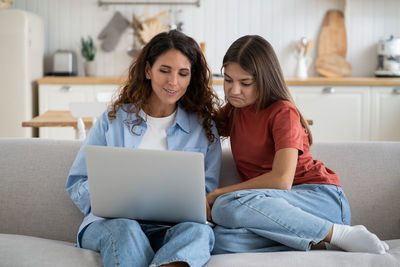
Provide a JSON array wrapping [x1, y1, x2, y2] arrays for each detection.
[[0, 234, 102, 267], [2, 234, 399, 267], [206, 239, 400, 267]]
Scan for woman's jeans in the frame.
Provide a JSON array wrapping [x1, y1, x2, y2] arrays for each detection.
[[211, 184, 351, 254], [81, 219, 214, 267]]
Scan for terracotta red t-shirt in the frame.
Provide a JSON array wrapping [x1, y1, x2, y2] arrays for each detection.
[[224, 100, 340, 186]]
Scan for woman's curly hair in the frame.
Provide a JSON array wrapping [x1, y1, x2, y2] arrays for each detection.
[[108, 30, 221, 142]]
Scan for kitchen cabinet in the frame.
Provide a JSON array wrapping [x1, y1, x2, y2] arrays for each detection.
[[38, 83, 118, 139], [289, 86, 370, 142], [36, 77, 400, 141], [370, 86, 400, 141]]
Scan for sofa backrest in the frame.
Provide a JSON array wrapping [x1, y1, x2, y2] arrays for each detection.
[[0, 138, 83, 243], [1, 138, 399, 243]]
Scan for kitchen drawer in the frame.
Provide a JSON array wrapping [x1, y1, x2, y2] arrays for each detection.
[[39, 84, 94, 112]]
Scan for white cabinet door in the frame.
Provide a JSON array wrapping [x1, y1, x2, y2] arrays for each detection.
[[370, 87, 400, 141], [289, 86, 370, 142], [39, 84, 94, 139]]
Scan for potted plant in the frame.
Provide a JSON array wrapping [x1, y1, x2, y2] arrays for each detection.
[[81, 36, 96, 76]]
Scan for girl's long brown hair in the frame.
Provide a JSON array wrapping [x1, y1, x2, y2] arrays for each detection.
[[108, 30, 220, 142], [218, 35, 313, 145]]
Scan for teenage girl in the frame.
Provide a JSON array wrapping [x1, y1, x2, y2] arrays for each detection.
[[207, 35, 389, 254]]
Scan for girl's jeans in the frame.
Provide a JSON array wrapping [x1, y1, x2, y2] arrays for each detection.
[[211, 184, 351, 254], [81, 219, 214, 267]]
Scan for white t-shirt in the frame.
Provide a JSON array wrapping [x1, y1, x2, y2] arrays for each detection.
[[138, 111, 177, 150]]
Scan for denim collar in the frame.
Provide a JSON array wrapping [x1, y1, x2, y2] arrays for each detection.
[[173, 104, 190, 134]]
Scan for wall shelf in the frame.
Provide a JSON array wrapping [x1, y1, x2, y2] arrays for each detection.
[[97, 0, 200, 7]]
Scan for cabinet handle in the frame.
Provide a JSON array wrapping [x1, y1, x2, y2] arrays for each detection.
[[60, 85, 71, 92], [322, 87, 335, 94], [392, 87, 400, 94]]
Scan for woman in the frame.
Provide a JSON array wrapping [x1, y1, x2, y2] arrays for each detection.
[[207, 35, 389, 255], [66, 30, 221, 267]]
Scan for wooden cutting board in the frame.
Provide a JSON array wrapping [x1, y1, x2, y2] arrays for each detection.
[[316, 9, 351, 77], [315, 54, 351, 78], [317, 10, 347, 58]]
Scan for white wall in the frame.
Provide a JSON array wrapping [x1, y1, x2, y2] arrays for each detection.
[[11, 0, 400, 77]]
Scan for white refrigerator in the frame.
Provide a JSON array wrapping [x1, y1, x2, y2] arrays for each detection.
[[0, 9, 44, 137]]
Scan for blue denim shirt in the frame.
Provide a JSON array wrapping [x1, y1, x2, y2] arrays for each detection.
[[66, 104, 221, 246]]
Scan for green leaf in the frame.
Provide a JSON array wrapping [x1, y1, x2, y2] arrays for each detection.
[[81, 36, 96, 61]]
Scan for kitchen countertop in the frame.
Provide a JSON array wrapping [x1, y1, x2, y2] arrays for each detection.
[[37, 76, 128, 85], [284, 77, 400, 86], [37, 76, 400, 86]]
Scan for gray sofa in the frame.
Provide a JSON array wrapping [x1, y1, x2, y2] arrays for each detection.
[[0, 138, 399, 267]]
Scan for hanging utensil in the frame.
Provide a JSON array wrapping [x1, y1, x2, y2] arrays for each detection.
[[304, 41, 314, 56]]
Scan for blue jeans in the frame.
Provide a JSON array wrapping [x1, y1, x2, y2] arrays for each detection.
[[211, 184, 351, 254], [81, 218, 214, 267]]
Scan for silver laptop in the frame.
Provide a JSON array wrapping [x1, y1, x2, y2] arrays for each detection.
[[85, 145, 209, 225]]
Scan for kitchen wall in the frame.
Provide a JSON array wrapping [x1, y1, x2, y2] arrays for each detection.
[[11, 0, 400, 77]]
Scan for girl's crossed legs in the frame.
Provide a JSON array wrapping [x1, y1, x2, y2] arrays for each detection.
[[212, 184, 387, 254]]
